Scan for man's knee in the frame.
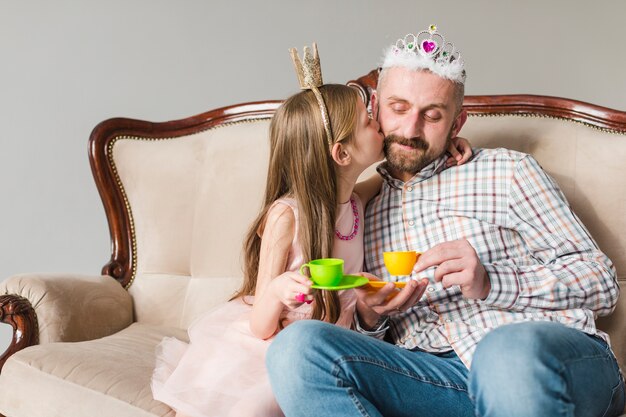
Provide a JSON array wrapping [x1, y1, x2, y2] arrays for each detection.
[[470, 322, 619, 416], [473, 321, 566, 369], [470, 321, 572, 400]]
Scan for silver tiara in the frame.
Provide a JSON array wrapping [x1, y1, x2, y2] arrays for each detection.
[[382, 24, 466, 84]]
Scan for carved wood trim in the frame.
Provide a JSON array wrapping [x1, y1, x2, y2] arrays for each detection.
[[89, 101, 281, 288], [348, 69, 626, 133], [0, 295, 38, 371]]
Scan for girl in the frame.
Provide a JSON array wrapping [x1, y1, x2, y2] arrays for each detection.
[[152, 46, 472, 417]]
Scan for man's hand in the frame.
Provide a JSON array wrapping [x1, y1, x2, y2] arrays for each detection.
[[414, 239, 491, 300], [354, 272, 428, 330]]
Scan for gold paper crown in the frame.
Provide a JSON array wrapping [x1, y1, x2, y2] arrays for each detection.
[[289, 43, 333, 146]]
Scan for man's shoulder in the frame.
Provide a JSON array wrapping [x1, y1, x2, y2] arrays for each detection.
[[467, 148, 547, 179], [472, 147, 531, 164]]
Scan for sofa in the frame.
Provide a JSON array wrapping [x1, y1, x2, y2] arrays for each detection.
[[0, 69, 625, 416]]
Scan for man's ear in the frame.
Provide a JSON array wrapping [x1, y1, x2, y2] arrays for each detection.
[[331, 142, 351, 166], [451, 109, 468, 137], [371, 92, 379, 121]]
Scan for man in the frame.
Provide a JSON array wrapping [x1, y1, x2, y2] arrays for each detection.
[[266, 25, 624, 416]]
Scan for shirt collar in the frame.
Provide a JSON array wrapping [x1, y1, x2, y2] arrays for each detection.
[[377, 154, 450, 188]]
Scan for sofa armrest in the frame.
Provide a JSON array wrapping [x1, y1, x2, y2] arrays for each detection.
[[0, 294, 37, 369], [0, 273, 133, 345]]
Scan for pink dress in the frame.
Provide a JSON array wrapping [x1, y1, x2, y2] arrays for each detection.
[[151, 195, 365, 417]]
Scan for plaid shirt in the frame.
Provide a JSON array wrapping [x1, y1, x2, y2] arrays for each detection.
[[363, 148, 619, 368]]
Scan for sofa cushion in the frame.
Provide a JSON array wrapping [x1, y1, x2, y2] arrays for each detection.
[[0, 323, 186, 417], [128, 273, 242, 328]]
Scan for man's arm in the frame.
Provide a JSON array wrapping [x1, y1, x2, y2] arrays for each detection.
[[480, 155, 618, 315], [414, 155, 618, 316]]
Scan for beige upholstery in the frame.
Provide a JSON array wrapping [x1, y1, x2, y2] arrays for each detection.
[[2, 273, 133, 343], [0, 323, 186, 417], [114, 121, 271, 327], [0, 108, 624, 416]]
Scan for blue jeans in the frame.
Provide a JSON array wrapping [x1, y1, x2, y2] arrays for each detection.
[[266, 320, 624, 417]]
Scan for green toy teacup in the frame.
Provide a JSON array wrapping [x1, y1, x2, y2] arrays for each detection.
[[300, 258, 344, 287]]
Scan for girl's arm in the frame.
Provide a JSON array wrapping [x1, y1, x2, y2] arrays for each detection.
[[445, 136, 473, 167], [249, 203, 313, 339]]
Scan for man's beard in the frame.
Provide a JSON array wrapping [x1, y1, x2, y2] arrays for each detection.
[[383, 133, 452, 175]]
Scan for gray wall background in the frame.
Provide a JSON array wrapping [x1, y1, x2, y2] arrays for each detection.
[[1, 1, 625, 348]]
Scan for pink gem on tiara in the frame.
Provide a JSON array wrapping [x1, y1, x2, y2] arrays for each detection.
[[422, 41, 436, 53]]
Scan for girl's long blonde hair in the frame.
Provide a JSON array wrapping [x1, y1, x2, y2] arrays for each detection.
[[236, 84, 360, 323]]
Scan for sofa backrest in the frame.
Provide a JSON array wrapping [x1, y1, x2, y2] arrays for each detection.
[[90, 103, 279, 327], [90, 71, 626, 367], [112, 119, 274, 326]]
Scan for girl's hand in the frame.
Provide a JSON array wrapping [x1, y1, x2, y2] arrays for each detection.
[[270, 271, 314, 309], [446, 136, 473, 167]]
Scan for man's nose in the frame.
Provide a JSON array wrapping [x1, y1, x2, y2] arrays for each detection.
[[400, 111, 422, 139]]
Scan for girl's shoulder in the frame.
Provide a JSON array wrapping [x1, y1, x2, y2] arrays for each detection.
[[258, 198, 297, 240], [270, 196, 297, 211], [268, 197, 299, 223]]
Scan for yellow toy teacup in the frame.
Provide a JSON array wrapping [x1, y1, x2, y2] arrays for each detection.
[[383, 251, 420, 276]]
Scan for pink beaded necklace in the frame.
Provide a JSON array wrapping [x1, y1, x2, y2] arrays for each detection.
[[335, 197, 359, 241]]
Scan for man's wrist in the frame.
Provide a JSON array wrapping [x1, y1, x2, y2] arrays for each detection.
[[362, 314, 388, 331], [354, 310, 389, 334]]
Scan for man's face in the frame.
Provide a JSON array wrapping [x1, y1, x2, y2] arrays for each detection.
[[373, 67, 465, 181]]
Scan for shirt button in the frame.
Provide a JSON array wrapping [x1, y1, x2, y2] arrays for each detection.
[[427, 287, 435, 292], [406, 186, 413, 192], [445, 319, 452, 323], [408, 220, 415, 226], [452, 336, 460, 342]]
